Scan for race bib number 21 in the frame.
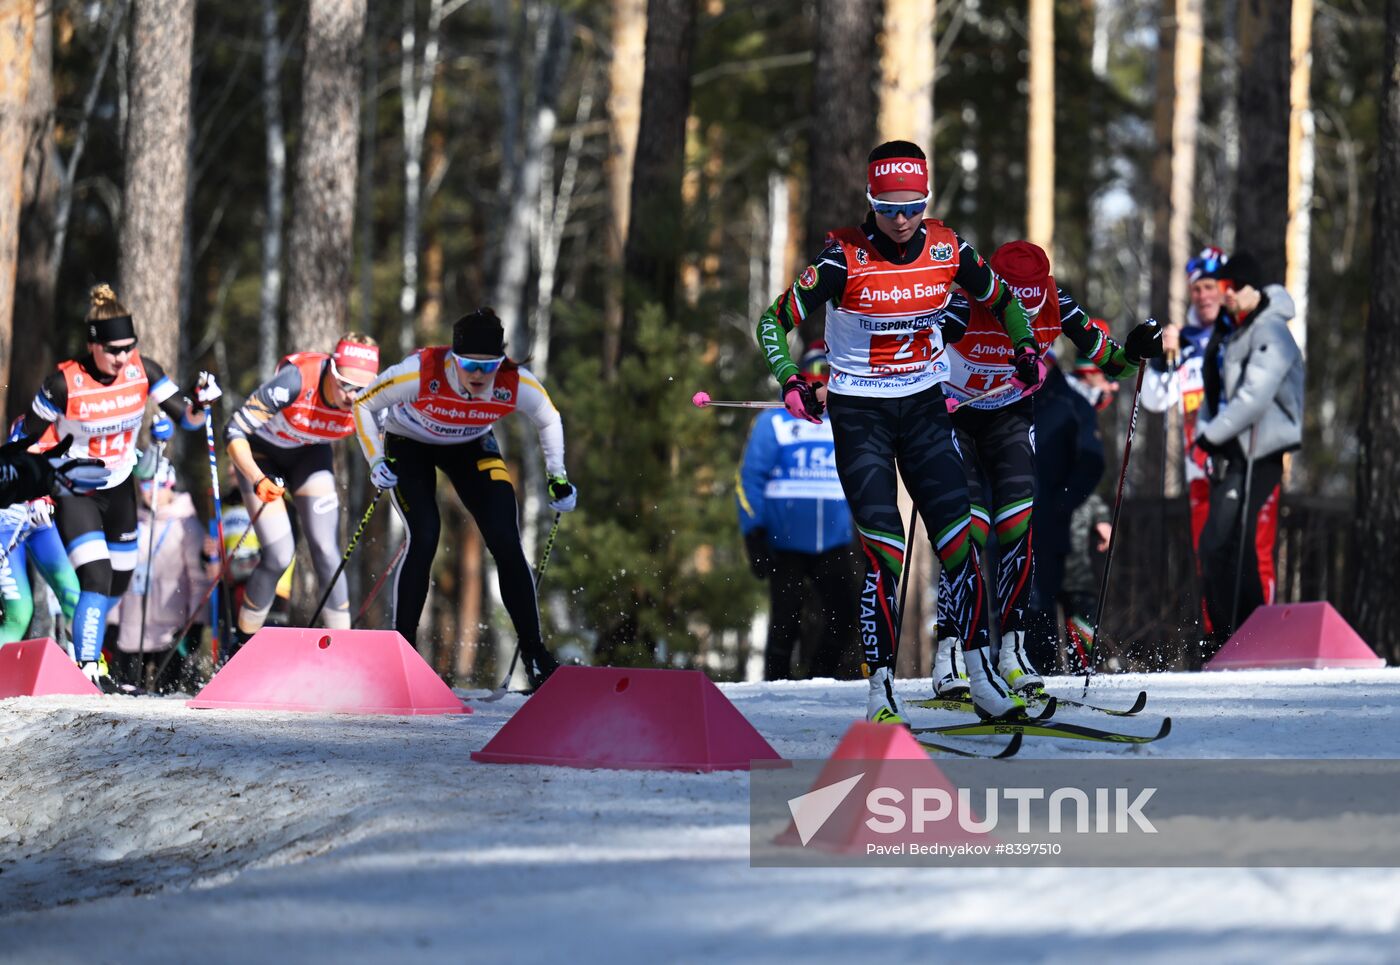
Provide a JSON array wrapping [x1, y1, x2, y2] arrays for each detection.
[[869, 329, 935, 374]]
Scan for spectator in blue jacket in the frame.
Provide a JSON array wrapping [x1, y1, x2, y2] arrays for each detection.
[[737, 343, 858, 680]]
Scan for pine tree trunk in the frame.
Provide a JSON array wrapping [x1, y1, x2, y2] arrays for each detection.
[[10, 0, 52, 424], [621, 0, 696, 323], [877, 0, 934, 161], [802, 0, 879, 345], [287, 0, 367, 352], [0, 0, 36, 402], [1169, 0, 1202, 331], [259, 0, 286, 379], [119, 0, 195, 380], [494, 4, 571, 355], [1235, 0, 1291, 280], [1353, 0, 1400, 661], [603, 0, 647, 377], [1026, 0, 1054, 251], [1284, 0, 1313, 354]]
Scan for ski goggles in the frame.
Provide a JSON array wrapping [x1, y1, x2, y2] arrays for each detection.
[[866, 192, 930, 220], [451, 352, 505, 374]]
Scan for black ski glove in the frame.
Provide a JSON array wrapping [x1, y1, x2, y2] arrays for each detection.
[[744, 528, 773, 579], [1124, 319, 1165, 363]]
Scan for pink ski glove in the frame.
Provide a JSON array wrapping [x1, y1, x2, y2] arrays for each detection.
[[782, 375, 824, 424]]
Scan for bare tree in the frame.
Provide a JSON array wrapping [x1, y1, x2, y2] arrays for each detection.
[[1353, 0, 1400, 661], [259, 0, 287, 379], [1235, 0, 1291, 280], [399, 0, 453, 354], [119, 0, 195, 379], [1285, 0, 1314, 353], [877, 0, 934, 158], [801, 0, 879, 344], [0, 0, 36, 403], [621, 0, 697, 324], [493, 3, 572, 354], [1026, 0, 1053, 251], [287, 0, 368, 351], [603, 0, 647, 376]]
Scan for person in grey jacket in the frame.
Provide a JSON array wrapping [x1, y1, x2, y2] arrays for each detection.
[[1193, 251, 1304, 652]]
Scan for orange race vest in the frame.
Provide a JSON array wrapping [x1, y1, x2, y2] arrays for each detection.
[[262, 353, 356, 446], [402, 347, 522, 440], [943, 275, 1063, 409], [823, 219, 961, 398], [52, 352, 151, 485]]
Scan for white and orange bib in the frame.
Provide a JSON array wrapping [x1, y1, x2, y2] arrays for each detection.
[[823, 220, 961, 398], [52, 354, 150, 486], [260, 353, 356, 447], [944, 278, 1063, 410]]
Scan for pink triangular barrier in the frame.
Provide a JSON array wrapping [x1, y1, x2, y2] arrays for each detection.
[[775, 722, 992, 853], [1207, 602, 1386, 671], [471, 665, 780, 771], [0, 637, 101, 698], [187, 627, 469, 715]]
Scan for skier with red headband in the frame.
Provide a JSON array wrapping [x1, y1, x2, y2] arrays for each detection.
[[931, 242, 1162, 700], [756, 140, 1043, 723], [224, 333, 381, 655]]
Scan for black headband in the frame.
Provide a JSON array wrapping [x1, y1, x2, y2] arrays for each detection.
[[88, 314, 137, 344]]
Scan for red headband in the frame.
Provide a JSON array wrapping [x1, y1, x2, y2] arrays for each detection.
[[867, 157, 929, 196]]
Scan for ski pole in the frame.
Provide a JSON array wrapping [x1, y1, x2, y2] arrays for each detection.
[[311, 489, 383, 624], [352, 538, 407, 628], [691, 391, 782, 410], [153, 496, 273, 683], [944, 380, 1021, 414], [1081, 347, 1152, 695], [891, 501, 920, 665], [203, 405, 233, 665], [137, 440, 167, 671], [479, 511, 563, 702]]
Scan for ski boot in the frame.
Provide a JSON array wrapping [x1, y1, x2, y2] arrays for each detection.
[[931, 636, 969, 698], [965, 645, 1029, 721], [996, 629, 1044, 697], [865, 665, 909, 725], [522, 645, 560, 693], [79, 658, 121, 695], [223, 628, 253, 664]]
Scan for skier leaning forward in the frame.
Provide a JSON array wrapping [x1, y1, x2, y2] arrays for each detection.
[[931, 240, 1162, 697], [756, 140, 1044, 723], [351, 308, 576, 690], [223, 334, 382, 655]]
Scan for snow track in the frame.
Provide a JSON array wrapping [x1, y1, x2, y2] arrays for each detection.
[[3, 671, 1400, 963]]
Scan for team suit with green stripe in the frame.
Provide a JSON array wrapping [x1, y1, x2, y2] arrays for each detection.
[[934, 279, 1142, 692], [758, 216, 1036, 697]]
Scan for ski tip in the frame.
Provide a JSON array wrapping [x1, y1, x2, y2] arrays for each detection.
[[1128, 691, 1149, 715], [1156, 717, 1172, 740], [1033, 696, 1057, 721], [996, 731, 1024, 759]]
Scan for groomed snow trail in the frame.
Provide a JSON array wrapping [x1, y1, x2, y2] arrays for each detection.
[[3, 670, 1400, 963]]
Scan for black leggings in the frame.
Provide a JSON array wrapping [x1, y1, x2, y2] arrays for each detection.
[[827, 383, 991, 671], [938, 399, 1037, 636], [766, 547, 859, 680], [386, 433, 543, 654], [55, 474, 140, 597]]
